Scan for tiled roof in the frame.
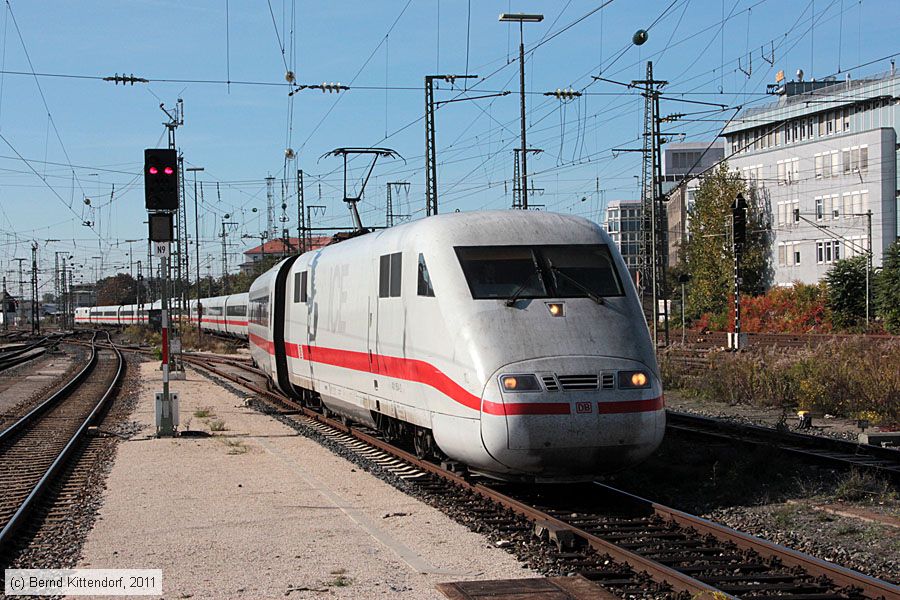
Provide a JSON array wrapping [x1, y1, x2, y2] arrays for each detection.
[[243, 236, 332, 255]]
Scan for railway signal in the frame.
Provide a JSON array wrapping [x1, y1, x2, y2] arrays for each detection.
[[144, 148, 179, 211], [730, 194, 748, 350]]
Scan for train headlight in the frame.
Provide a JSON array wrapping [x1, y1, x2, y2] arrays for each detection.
[[546, 302, 565, 317], [618, 370, 650, 389], [500, 374, 541, 392]]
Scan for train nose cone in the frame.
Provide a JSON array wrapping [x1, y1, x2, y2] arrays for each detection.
[[479, 356, 665, 480]]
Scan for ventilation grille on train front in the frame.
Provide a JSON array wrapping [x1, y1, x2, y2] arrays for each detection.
[[601, 373, 615, 389], [556, 375, 599, 391], [542, 373, 617, 391]]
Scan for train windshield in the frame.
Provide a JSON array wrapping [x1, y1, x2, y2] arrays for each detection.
[[455, 244, 623, 300]]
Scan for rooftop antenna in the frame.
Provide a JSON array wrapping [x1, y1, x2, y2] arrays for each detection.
[[320, 147, 404, 232]]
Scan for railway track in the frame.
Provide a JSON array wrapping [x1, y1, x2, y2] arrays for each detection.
[[0, 334, 64, 372], [183, 353, 899, 600], [666, 411, 900, 482], [0, 331, 123, 555]]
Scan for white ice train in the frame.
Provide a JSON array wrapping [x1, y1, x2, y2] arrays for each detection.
[[248, 211, 665, 481], [74, 295, 249, 339]]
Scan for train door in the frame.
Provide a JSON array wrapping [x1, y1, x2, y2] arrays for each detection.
[[374, 251, 405, 371], [272, 256, 300, 395]]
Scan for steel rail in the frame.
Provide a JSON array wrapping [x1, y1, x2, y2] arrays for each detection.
[[0, 333, 98, 444], [596, 483, 900, 599], [667, 410, 900, 481], [0, 331, 124, 551]]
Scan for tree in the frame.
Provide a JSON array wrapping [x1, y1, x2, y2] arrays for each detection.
[[875, 240, 900, 333], [682, 162, 773, 319], [96, 273, 137, 305], [825, 255, 868, 330]]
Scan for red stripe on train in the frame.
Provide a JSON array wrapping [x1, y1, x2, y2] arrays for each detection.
[[253, 336, 662, 417]]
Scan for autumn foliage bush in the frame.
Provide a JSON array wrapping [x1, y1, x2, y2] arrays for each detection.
[[676, 338, 900, 424], [694, 283, 830, 333]]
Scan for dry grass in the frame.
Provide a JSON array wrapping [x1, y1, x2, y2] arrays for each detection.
[[221, 438, 248, 455], [671, 338, 900, 424]]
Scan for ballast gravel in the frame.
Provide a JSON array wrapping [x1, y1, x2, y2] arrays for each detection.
[[71, 362, 535, 599]]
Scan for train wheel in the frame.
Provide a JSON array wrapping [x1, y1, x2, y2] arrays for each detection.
[[413, 427, 437, 460]]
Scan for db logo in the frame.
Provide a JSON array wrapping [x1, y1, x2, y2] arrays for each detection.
[[575, 402, 592, 414]]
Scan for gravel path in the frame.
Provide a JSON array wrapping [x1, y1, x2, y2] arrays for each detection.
[[72, 362, 535, 599]]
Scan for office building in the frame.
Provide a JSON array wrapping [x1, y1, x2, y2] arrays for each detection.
[[723, 68, 898, 286]]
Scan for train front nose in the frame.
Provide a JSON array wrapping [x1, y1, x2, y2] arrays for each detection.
[[479, 356, 665, 480]]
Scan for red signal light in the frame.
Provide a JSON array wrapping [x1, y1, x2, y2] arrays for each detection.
[[164, 166, 174, 175], [149, 166, 158, 175]]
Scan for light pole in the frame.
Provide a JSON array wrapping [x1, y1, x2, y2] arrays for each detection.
[[499, 12, 543, 210], [187, 167, 204, 332], [849, 210, 874, 325]]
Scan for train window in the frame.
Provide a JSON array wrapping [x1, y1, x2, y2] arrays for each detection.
[[390, 253, 402, 297], [379, 255, 390, 297], [455, 245, 624, 300], [379, 253, 402, 298], [294, 271, 308, 303], [455, 246, 546, 299], [226, 304, 246, 316], [542, 245, 623, 298], [249, 294, 269, 327], [417, 253, 435, 297]]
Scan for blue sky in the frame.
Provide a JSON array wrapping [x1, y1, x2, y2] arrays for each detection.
[[0, 0, 898, 290]]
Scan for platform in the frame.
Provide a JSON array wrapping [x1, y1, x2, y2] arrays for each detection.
[[71, 362, 535, 598]]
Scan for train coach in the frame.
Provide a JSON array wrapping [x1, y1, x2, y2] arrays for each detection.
[[74, 302, 160, 327], [189, 293, 249, 338], [249, 210, 665, 482]]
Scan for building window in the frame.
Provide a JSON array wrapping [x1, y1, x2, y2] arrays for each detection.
[[859, 146, 868, 171], [815, 197, 824, 220], [788, 158, 799, 184], [852, 191, 862, 214], [777, 161, 786, 185], [842, 148, 851, 174], [816, 240, 841, 264], [814, 154, 823, 178], [778, 243, 786, 266], [794, 250, 801, 265]]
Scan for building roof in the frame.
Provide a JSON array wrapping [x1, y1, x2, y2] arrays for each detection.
[[606, 199, 642, 207], [723, 69, 899, 136], [243, 236, 331, 256]]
